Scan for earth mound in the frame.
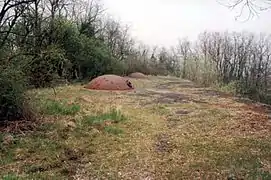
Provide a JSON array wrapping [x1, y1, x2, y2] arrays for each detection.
[[128, 72, 147, 79], [85, 74, 134, 91]]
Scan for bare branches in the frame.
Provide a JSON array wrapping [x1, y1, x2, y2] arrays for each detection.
[[0, 0, 35, 48], [0, 0, 35, 25], [179, 30, 271, 96], [217, 0, 271, 21]]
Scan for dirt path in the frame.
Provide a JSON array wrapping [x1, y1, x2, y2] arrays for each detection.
[[121, 76, 271, 179]]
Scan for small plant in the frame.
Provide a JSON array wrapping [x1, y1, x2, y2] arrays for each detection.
[[80, 109, 127, 134], [42, 99, 80, 115], [0, 133, 3, 149], [152, 105, 169, 115], [214, 81, 238, 95], [1, 173, 19, 180], [104, 126, 124, 135], [0, 133, 3, 142], [82, 109, 127, 126]]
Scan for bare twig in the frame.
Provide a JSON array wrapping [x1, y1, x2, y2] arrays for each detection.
[[217, 0, 271, 21]]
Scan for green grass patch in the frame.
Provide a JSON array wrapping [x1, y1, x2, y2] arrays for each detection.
[[41, 99, 80, 115], [81, 109, 127, 126], [79, 109, 127, 135], [214, 81, 238, 95], [175, 136, 271, 178], [249, 170, 271, 180], [104, 126, 124, 135], [1, 174, 20, 180], [0, 135, 22, 166], [0, 130, 68, 178], [0, 132, 3, 143], [0, 121, 66, 176], [0, 149, 16, 166], [150, 104, 170, 115]]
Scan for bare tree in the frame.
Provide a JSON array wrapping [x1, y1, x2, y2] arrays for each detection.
[[177, 37, 191, 78], [217, 0, 271, 21], [0, 0, 35, 48]]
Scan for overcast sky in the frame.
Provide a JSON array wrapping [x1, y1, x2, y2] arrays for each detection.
[[102, 0, 271, 47]]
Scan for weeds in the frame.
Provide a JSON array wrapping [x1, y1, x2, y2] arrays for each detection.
[[1, 174, 19, 180], [104, 126, 124, 135], [214, 81, 238, 95], [80, 109, 127, 134], [82, 109, 127, 126], [151, 104, 169, 115], [41, 99, 80, 115], [0, 133, 3, 143]]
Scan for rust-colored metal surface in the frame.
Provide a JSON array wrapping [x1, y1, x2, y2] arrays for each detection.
[[128, 72, 147, 79], [85, 74, 134, 91]]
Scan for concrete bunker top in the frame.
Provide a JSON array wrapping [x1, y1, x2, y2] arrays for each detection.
[[85, 74, 134, 91]]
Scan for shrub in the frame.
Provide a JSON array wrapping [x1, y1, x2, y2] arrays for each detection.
[[0, 65, 33, 122], [27, 45, 68, 88], [214, 81, 239, 95]]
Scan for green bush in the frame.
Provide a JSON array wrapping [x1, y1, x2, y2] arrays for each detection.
[[0, 65, 31, 122], [27, 45, 68, 88]]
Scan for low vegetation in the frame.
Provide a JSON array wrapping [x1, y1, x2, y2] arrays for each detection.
[[1, 0, 271, 123], [0, 0, 271, 179], [0, 77, 270, 179], [41, 99, 81, 116], [81, 109, 127, 125]]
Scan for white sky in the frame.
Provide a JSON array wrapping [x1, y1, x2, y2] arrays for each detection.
[[102, 0, 271, 47]]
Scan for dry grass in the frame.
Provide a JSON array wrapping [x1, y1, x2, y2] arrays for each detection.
[[0, 75, 271, 180]]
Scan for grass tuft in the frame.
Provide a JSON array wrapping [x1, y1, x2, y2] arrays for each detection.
[[104, 126, 124, 135], [1, 174, 20, 180], [214, 80, 238, 95], [82, 109, 127, 126], [41, 99, 80, 115], [0, 132, 3, 143], [79, 109, 127, 135]]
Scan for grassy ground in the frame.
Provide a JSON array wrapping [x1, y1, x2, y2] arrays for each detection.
[[0, 76, 271, 180]]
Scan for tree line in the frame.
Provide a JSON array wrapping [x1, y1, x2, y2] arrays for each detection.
[[178, 31, 271, 103]]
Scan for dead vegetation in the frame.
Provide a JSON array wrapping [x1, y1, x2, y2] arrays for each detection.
[[0, 76, 271, 179]]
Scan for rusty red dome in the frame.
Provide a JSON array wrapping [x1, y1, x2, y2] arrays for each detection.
[[128, 72, 147, 79], [85, 74, 134, 91]]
